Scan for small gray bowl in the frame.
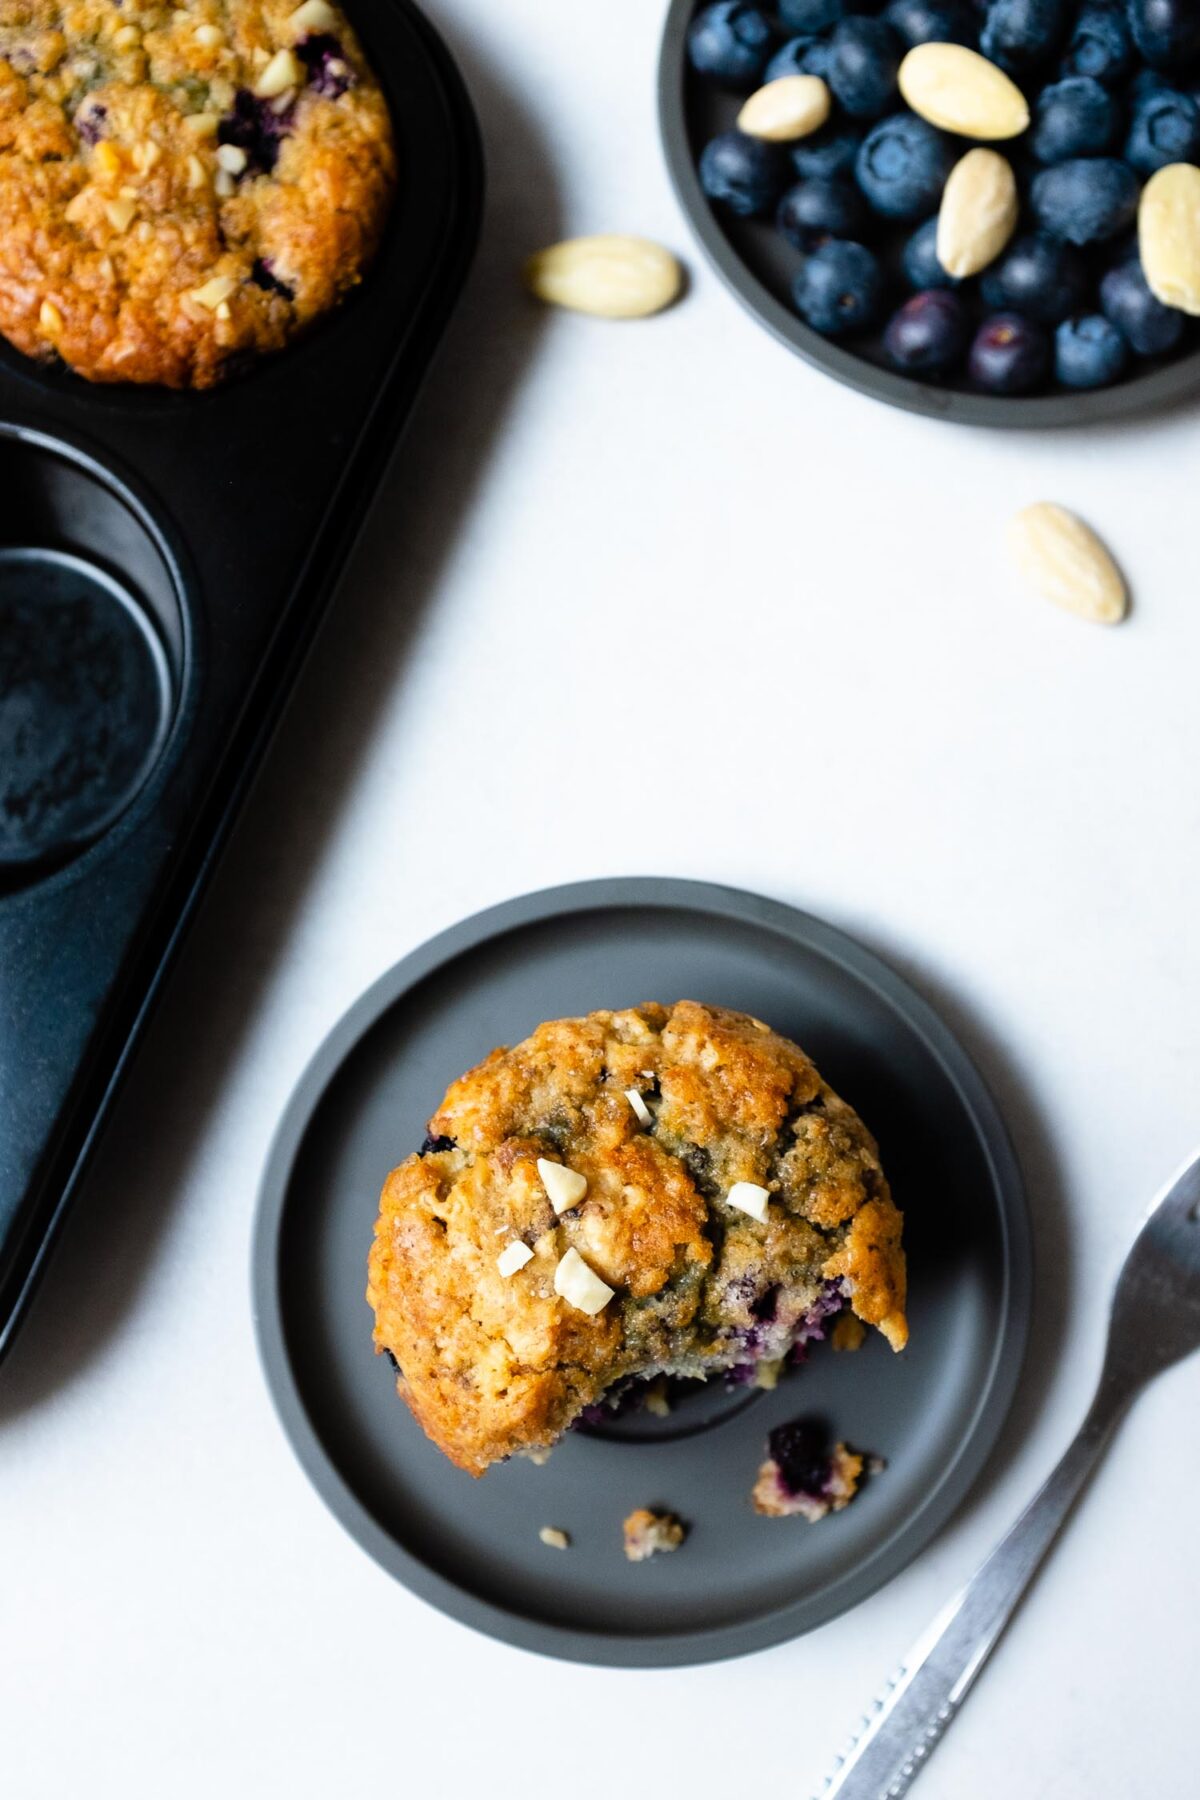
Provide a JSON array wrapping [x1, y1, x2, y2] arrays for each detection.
[[658, 0, 1200, 428]]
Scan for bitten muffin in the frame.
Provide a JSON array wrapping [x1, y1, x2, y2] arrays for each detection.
[[367, 1001, 908, 1477], [0, 0, 394, 386]]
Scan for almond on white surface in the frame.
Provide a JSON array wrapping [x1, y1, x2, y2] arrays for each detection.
[[1008, 504, 1128, 625], [537, 1158, 587, 1214], [736, 75, 830, 142], [523, 235, 683, 319], [726, 1181, 771, 1222], [937, 148, 1018, 278], [1139, 162, 1200, 315], [899, 43, 1029, 140], [553, 1247, 615, 1316]]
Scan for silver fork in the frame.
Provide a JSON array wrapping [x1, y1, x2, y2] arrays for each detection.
[[819, 1148, 1200, 1800]]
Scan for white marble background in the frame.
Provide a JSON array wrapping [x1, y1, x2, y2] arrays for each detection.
[[3, 3, 1197, 1795]]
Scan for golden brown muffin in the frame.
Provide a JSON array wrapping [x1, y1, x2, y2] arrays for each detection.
[[367, 1001, 908, 1477], [0, 0, 394, 386]]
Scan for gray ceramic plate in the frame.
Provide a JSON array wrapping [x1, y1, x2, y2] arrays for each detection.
[[252, 878, 1031, 1666], [658, 0, 1200, 428]]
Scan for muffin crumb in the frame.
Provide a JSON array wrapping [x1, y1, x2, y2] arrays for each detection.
[[623, 1508, 686, 1562]]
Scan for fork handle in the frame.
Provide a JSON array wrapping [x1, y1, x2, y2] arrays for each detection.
[[819, 1376, 1132, 1800]]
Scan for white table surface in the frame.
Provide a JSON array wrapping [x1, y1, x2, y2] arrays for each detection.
[[3, 4, 1198, 1794]]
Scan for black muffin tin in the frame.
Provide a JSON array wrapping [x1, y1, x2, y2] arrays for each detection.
[[0, 0, 482, 1359]]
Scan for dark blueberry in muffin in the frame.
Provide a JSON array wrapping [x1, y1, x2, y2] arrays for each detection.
[[1055, 314, 1129, 387], [218, 90, 293, 175], [420, 1133, 457, 1155], [74, 100, 107, 144], [885, 289, 970, 371], [250, 258, 295, 300], [980, 231, 1089, 322], [699, 131, 789, 217], [792, 239, 885, 335], [969, 312, 1052, 392], [777, 174, 868, 249], [1125, 86, 1200, 174], [297, 33, 355, 98], [1100, 257, 1186, 355], [856, 113, 955, 220], [687, 2, 777, 87], [827, 16, 904, 120], [1031, 77, 1119, 162], [1030, 157, 1139, 243]]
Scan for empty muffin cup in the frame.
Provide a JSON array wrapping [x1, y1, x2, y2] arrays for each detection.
[[0, 546, 173, 873]]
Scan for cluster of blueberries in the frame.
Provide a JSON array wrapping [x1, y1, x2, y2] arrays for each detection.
[[688, 0, 1200, 394]]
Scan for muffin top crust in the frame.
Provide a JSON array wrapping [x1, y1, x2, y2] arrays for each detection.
[[367, 1000, 908, 1476], [0, 0, 395, 385]]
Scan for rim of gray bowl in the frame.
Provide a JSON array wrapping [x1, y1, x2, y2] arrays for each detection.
[[658, 0, 1200, 429]]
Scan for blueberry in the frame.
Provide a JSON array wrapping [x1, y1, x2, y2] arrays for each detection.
[[902, 215, 960, 288], [777, 174, 868, 248], [884, 289, 970, 370], [699, 131, 789, 216], [766, 34, 819, 81], [1031, 77, 1118, 162], [687, 2, 776, 87], [1061, 7, 1133, 82], [968, 312, 1052, 391], [884, 0, 975, 45], [980, 0, 1069, 73], [792, 239, 884, 334], [1030, 157, 1140, 244], [797, 38, 835, 80], [250, 257, 295, 300], [1055, 313, 1130, 386], [1126, 88, 1200, 174], [791, 122, 863, 180], [1125, 1, 1200, 73], [767, 1419, 830, 1497], [420, 1134, 456, 1154], [778, 0, 845, 30], [827, 16, 904, 119], [980, 231, 1089, 321], [296, 32, 354, 98], [218, 90, 293, 174], [856, 112, 955, 220], [1100, 257, 1186, 354], [74, 99, 107, 144]]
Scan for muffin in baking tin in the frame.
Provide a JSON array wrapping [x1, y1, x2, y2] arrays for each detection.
[[367, 1000, 907, 1476], [0, 0, 395, 386]]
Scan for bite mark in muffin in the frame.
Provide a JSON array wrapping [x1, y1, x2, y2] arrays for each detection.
[[367, 1001, 908, 1476]]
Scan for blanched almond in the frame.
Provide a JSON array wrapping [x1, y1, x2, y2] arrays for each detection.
[[1139, 162, 1200, 315], [737, 75, 830, 142], [726, 1181, 770, 1222], [537, 1157, 587, 1214], [1008, 504, 1127, 625], [899, 43, 1029, 140], [937, 148, 1018, 278], [524, 235, 682, 319], [553, 1247, 614, 1316]]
